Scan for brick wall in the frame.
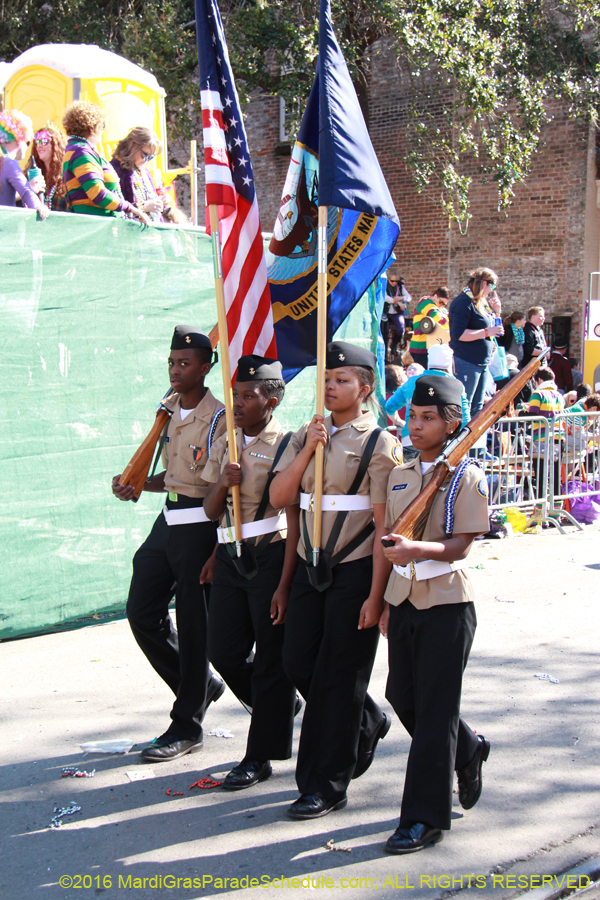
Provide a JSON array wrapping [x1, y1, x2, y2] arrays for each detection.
[[366, 40, 591, 357]]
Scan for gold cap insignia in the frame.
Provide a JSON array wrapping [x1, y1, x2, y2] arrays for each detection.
[[249, 367, 255, 375], [339, 353, 345, 361], [428, 387, 435, 396], [185, 335, 191, 344]]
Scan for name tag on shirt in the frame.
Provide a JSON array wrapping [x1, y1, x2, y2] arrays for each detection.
[[392, 484, 407, 491]]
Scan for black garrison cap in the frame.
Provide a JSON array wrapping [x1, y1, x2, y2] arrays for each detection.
[[326, 341, 377, 370], [412, 374, 463, 407], [237, 355, 283, 381], [171, 325, 212, 351]]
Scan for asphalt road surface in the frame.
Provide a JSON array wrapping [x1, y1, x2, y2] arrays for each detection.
[[1, 525, 598, 900]]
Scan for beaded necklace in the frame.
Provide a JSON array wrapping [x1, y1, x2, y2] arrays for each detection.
[[132, 167, 150, 207], [511, 323, 525, 345]]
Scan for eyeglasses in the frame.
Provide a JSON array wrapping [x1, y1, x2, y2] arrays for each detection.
[[140, 151, 155, 162], [35, 137, 50, 146], [486, 281, 497, 291]]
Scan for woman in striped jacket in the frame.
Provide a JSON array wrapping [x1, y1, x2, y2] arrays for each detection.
[[62, 102, 149, 224]]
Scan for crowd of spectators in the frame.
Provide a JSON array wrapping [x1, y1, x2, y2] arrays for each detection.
[[382, 267, 597, 465], [0, 101, 183, 226]]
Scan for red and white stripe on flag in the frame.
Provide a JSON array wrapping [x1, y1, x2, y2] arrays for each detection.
[[200, 89, 276, 382]]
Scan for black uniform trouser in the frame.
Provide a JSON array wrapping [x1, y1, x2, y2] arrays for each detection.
[[207, 542, 296, 761], [283, 557, 384, 800], [126, 512, 217, 742], [386, 599, 480, 831]]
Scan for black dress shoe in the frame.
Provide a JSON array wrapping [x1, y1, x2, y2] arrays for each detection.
[[141, 732, 203, 762], [222, 758, 272, 791], [385, 822, 443, 854], [206, 674, 226, 708], [287, 792, 348, 820], [352, 713, 392, 779], [457, 734, 490, 809]]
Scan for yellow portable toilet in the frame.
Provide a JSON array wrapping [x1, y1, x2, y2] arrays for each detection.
[[2, 43, 168, 176]]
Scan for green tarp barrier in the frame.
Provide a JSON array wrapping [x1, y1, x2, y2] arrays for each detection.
[[0, 207, 382, 640]]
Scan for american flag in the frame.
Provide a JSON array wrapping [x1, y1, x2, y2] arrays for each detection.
[[195, 0, 276, 380]]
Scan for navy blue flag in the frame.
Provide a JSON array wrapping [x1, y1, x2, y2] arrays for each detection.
[[266, 0, 400, 382]]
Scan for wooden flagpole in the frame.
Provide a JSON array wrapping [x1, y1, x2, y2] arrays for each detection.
[[312, 204, 329, 566], [209, 204, 243, 557]]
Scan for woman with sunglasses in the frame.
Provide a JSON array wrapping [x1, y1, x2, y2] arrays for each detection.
[[62, 102, 149, 224], [111, 127, 165, 223], [28, 123, 68, 212], [0, 109, 49, 218], [448, 267, 504, 418]]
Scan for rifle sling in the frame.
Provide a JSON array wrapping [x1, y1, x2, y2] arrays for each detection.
[[224, 431, 293, 560], [148, 417, 170, 483]]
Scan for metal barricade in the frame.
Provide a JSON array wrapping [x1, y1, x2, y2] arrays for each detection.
[[548, 410, 600, 527], [485, 415, 554, 526]]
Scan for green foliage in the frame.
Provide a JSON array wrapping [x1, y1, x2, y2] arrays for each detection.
[[226, 0, 600, 224], [2, 0, 600, 220], [0, 0, 201, 138]]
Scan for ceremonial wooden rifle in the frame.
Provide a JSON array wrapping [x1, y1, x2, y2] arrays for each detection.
[[394, 349, 549, 540], [116, 316, 225, 502], [116, 389, 174, 501]]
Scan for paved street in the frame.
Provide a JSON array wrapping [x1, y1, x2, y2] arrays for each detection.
[[1, 525, 599, 900]]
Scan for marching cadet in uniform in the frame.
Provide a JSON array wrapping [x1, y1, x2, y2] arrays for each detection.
[[112, 326, 226, 762], [380, 374, 491, 854], [270, 341, 401, 819], [202, 355, 298, 791]]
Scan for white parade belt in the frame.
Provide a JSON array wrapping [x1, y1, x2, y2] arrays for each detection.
[[393, 558, 467, 581], [217, 513, 287, 544], [299, 492, 372, 512], [163, 506, 211, 526]]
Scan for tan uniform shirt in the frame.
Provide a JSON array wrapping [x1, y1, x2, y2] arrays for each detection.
[[384, 457, 489, 609], [161, 389, 226, 499], [275, 411, 401, 562], [203, 415, 288, 546]]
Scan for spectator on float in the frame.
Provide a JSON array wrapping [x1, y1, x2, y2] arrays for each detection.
[[549, 342, 573, 394], [62, 102, 149, 224], [28, 123, 68, 211], [0, 110, 49, 218], [449, 267, 504, 418], [409, 287, 451, 368], [499, 310, 526, 365], [386, 344, 469, 460], [111, 127, 165, 223], [522, 307, 547, 366]]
